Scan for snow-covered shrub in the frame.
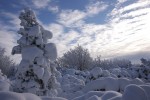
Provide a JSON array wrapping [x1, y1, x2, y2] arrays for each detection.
[[0, 69, 10, 91], [110, 68, 131, 78], [12, 8, 60, 96], [0, 47, 15, 77], [58, 45, 93, 70]]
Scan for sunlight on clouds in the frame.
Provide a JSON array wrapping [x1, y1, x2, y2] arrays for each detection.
[[96, 0, 150, 59]]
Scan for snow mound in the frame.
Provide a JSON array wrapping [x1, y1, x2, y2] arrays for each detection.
[[82, 77, 145, 93], [122, 84, 148, 100], [90, 67, 102, 78], [0, 91, 41, 100], [101, 91, 122, 100], [41, 96, 67, 100], [44, 43, 57, 61], [73, 91, 104, 100]]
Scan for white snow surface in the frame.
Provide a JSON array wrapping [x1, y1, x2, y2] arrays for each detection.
[[22, 46, 43, 63], [44, 43, 57, 61], [0, 66, 150, 100]]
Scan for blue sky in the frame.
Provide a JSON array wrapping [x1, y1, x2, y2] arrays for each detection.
[[0, 0, 150, 63]]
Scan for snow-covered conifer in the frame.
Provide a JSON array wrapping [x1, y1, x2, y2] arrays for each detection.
[[12, 8, 60, 96]]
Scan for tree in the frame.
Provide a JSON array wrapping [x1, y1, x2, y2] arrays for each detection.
[[140, 58, 150, 66], [0, 47, 14, 76], [12, 8, 59, 96], [93, 56, 132, 70], [59, 45, 93, 70]]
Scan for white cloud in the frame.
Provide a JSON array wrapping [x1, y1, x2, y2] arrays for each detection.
[[32, 0, 51, 9], [56, 0, 150, 62], [0, 25, 21, 63], [57, 9, 86, 27], [86, 1, 108, 16], [57, 1, 108, 27], [0, 12, 21, 63], [117, 0, 128, 4], [48, 6, 59, 13], [0, 12, 20, 30], [94, 0, 150, 60], [119, 1, 149, 14]]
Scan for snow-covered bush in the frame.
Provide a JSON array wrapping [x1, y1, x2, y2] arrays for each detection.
[[0, 47, 15, 77], [58, 45, 93, 70], [0, 69, 10, 91], [12, 8, 60, 96]]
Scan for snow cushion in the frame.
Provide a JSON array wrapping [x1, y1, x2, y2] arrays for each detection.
[[122, 84, 148, 100], [44, 43, 57, 61]]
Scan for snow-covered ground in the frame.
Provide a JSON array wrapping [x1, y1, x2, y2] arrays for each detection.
[[0, 65, 150, 100]]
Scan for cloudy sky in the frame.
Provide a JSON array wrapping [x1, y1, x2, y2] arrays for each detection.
[[0, 0, 150, 63]]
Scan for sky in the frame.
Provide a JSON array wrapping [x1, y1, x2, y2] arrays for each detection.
[[0, 0, 150, 64]]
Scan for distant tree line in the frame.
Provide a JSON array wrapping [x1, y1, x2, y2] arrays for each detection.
[[56, 45, 149, 71]]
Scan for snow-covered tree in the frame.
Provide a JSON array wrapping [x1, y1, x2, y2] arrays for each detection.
[[12, 8, 60, 96], [58, 45, 93, 70], [0, 47, 14, 76]]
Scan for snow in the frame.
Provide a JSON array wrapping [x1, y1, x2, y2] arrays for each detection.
[[11, 8, 60, 96], [0, 91, 41, 100], [44, 43, 57, 61], [28, 25, 41, 38], [86, 95, 100, 100], [101, 91, 122, 100], [33, 65, 44, 79], [72, 91, 104, 100], [140, 85, 150, 100], [12, 45, 21, 55], [122, 84, 148, 100], [22, 46, 43, 63], [41, 96, 67, 100], [90, 67, 102, 79], [0, 70, 10, 91]]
